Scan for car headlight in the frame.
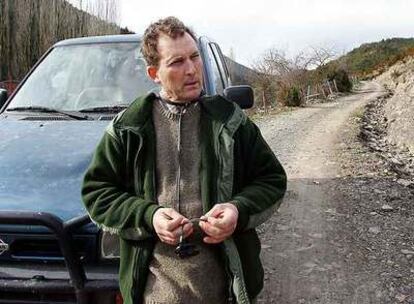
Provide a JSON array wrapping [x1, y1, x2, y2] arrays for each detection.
[[100, 231, 120, 260]]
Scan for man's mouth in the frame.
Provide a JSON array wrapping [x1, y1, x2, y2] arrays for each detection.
[[184, 80, 199, 87]]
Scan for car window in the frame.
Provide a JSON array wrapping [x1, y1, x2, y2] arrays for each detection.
[[8, 42, 158, 111], [210, 43, 229, 88], [206, 43, 225, 94]]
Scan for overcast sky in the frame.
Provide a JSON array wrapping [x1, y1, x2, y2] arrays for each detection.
[[119, 0, 414, 67]]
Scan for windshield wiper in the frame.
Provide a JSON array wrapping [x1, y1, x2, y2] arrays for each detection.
[[6, 106, 90, 120], [79, 105, 129, 113]]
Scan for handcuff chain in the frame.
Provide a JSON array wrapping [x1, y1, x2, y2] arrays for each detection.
[[178, 217, 207, 240]]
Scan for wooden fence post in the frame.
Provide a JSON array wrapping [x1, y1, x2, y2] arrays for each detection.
[[320, 84, 327, 99], [333, 79, 339, 92], [306, 85, 311, 103], [262, 91, 267, 113], [326, 80, 333, 95]]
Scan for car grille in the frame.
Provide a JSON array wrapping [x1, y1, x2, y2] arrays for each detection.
[[0, 233, 97, 263], [20, 116, 71, 120], [0, 291, 76, 304], [98, 115, 116, 120]]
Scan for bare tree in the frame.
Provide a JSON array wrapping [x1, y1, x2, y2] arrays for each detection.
[[0, 0, 121, 82], [68, 0, 120, 25], [308, 44, 338, 68], [251, 47, 312, 108]]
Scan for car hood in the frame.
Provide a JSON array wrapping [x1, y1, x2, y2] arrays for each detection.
[[0, 119, 109, 230]]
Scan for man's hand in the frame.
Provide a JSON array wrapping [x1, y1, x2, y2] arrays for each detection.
[[153, 208, 193, 245], [199, 203, 239, 244]]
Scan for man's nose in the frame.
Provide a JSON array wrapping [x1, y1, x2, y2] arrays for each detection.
[[185, 59, 196, 75]]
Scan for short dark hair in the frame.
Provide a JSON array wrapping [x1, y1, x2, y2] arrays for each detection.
[[141, 16, 197, 66]]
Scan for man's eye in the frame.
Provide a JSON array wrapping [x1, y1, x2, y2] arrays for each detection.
[[191, 54, 200, 60], [170, 59, 183, 66]]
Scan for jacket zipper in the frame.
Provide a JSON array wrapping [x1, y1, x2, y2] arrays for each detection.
[[176, 110, 183, 212], [215, 124, 225, 203]]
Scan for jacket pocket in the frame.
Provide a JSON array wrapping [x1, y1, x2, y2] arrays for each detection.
[[131, 239, 154, 304], [118, 240, 139, 304], [233, 229, 264, 299]]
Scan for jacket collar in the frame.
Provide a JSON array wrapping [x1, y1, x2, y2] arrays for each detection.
[[199, 95, 235, 125], [112, 92, 157, 130], [114, 93, 238, 129]]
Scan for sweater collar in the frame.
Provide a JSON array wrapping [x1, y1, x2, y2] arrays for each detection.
[[115, 93, 236, 129], [156, 97, 199, 120]]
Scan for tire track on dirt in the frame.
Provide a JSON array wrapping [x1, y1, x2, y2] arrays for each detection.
[[256, 82, 387, 304]]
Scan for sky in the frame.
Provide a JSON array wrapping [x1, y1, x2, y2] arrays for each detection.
[[119, 0, 414, 67]]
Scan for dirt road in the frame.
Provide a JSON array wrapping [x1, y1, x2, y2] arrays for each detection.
[[256, 81, 388, 304]]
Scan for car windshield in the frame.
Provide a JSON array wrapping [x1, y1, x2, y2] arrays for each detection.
[[8, 42, 158, 111]]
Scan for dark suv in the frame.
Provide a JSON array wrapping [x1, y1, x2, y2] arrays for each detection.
[[0, 34, 253, 304]]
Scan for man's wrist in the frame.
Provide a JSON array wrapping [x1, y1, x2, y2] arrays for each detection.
[[229, 199, 248, 232], [144, 204, 164, 232]]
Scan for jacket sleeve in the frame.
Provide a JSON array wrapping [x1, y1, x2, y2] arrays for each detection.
[[81, 127, 161, 241], [231, 118, 287, 232]]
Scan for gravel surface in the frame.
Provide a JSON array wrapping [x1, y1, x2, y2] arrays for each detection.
[[254, 81, 413, 304], [335, 86, 414, 304]]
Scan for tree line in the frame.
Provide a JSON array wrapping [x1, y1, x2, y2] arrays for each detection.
[[0, 0, 121, 82]]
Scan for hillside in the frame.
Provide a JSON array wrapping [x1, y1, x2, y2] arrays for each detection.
[[338, 38, 414, 78], [376, 56, 414, 154], [224, 56, 257, 85]]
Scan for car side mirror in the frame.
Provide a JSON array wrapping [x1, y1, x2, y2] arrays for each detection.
[[224, 85, 254, 109], [0, 89, 8, 109]]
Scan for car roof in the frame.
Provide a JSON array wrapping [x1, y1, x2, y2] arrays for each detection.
[[54, 34, 142, 47]]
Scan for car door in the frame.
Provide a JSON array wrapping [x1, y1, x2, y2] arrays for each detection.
[[199, 37, 231, 95]]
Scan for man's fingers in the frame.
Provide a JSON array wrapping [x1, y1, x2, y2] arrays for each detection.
[[182, 222, 193, 238], [157, 219, 180, 233], [205, 216, 232, 229], [153, 208, 193, 245], [164, 217, 183, 230], [160, 236, 179, 245], [203, 235, 225, 244], [158, 222, 193, 242], [199, 221, 232, 238], [163, 208, 187, 221], [155, 208, 188, 231], [157, 230, 177, 239], [158, 230, 183, 245], [204, 205, 224, 218]]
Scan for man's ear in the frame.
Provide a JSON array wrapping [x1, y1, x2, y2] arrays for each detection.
[[147, 66, 161, 84]]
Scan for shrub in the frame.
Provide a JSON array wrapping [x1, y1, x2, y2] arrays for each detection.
[[327, 69, 352, 92], [277, 85, 302, 107], [287, 86, 302, 106]]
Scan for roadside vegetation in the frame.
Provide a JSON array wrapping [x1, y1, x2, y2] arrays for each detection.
[[248, 45, 353, 112], [248, 38, 414, 113]]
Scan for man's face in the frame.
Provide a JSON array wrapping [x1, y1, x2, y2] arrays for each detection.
[[147, 32, 203, 102]]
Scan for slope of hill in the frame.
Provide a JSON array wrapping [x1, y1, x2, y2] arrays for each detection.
[[224, 56, 257, 85], [340, 38, 414, 78], [376, 56, 414, 154]]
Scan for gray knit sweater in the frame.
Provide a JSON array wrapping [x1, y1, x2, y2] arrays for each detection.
[[143, 98, 227, 304]]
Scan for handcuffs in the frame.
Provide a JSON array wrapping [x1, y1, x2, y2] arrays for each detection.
[[175, 218, 206, 259]]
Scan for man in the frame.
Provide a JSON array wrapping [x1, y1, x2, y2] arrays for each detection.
[[82, 16, 286, 304]]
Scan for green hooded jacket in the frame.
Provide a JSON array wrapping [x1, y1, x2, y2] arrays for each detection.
[[82, 93, 287, 304]]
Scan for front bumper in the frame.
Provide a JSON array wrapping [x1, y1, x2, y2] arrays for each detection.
[[0, 211, 119, 304], [0, 264, 118, 304]]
